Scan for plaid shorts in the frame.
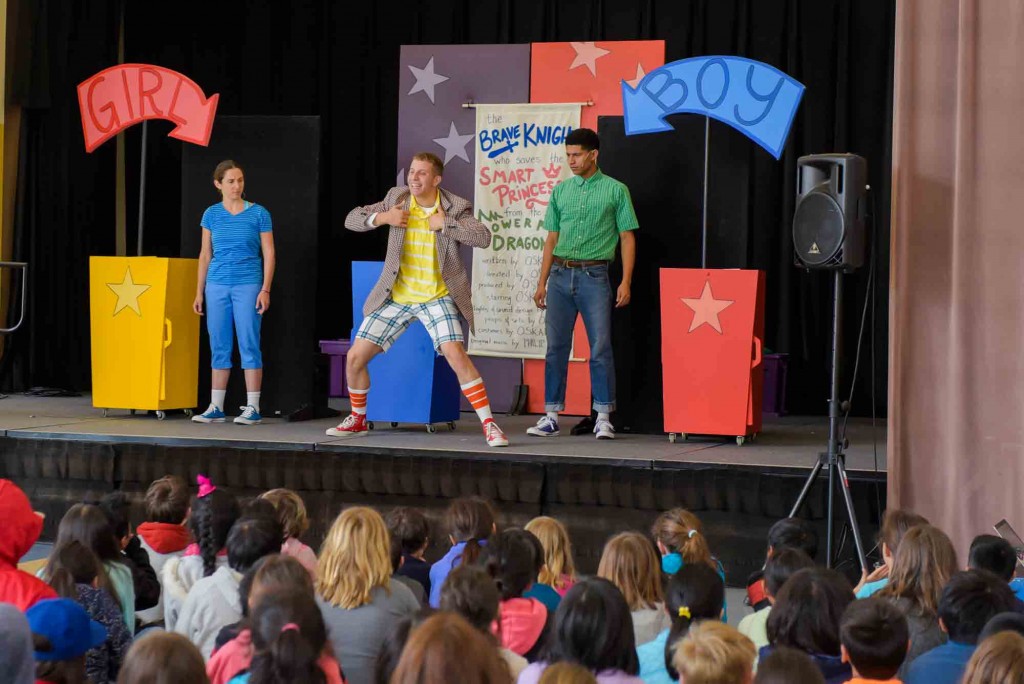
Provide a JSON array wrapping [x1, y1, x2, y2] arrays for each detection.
[[355, 296, 464, 352]]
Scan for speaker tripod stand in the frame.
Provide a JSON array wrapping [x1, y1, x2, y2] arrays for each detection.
[[788, 270, 868, 572]]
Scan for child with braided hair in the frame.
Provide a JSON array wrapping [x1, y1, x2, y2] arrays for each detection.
[[162, 476, 240, 631]]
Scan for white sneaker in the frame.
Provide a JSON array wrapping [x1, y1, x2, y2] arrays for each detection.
[[594, 419, 615, 440], [233, 405, 262, 425], [527, 415, 560, 437]]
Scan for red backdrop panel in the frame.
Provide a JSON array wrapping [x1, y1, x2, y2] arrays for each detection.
[[530, 41, 666, 130], [525, 41, 665, 416]]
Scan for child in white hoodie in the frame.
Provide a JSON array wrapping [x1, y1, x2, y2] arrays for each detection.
[[174, 512, 282, 659]]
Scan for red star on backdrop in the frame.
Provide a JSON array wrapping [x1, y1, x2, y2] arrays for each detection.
[[530, 41, 665, 130]]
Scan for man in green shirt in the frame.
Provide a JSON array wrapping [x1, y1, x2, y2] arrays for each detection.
[[530, 128, 638, 440]]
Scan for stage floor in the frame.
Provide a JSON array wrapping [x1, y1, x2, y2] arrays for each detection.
[[0, 394, 887, 474]]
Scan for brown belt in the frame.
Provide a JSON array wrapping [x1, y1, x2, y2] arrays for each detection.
[[553, 256, 610, 268]]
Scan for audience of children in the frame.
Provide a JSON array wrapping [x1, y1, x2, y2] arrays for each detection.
[[12, 472, 1024, 684], [389, 536, 426, 606], [316, 506, 419, 684], [28, 597, 108, 684], [904, 569, 1018, 684], [753, 646, 826, 684], [762, 567, 855, 683], [854, 509, 929, 598], [0, 479, 58, 611], [46, 503, 137, 631], [597, 531, 669, 646], [391, 611, 511, 684], [636, 562, 724, 684], [175, 513, 283, 659], [439, 563, 529, 679], [116, 632, 209, 684], [968, 533, 1024, 603], [99, 492, 161, 618], [519, 577, 643, 684], [482, 528, 553, 661], [43, 539, 132, 683], [259, 488, 318, 577], [0, 601, 37, 684], [385, 506, 433, 599], [737, 547, 814, 650], [673, 621, 756, 684], [650, 508, 728, 622], [875, 523, 958, 675], [163, 477, 241, 630], [135, 475, 192, 626], [839, 597, 909, 684], [525, 516, 578, 597], [521, 529, 564, 613], [743, 517, 817, 615], [428, 496, 496, 608], [961, 629, 1024, 684]]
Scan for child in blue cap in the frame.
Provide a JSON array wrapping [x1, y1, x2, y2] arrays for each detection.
[[26, 598, 107, 684]]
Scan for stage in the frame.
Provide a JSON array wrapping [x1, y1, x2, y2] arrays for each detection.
[[0, 394, 887, 583]]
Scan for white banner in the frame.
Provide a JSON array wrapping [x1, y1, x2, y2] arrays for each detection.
[[468, 103, 581, 358]]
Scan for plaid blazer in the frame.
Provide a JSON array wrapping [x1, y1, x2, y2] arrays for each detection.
[[345, 186, 491, 332]]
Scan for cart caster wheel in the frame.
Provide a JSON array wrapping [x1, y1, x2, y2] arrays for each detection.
[[680, 433, 688, 441], [668, 433, 677, 443], [447, 421, 456, 431], [102, 409, 109, 418], [367, 421, 375, 430], [130, 409, 136, 416], [736, 436, 746, 446], [426, 424, 436, 434], [391, 422, 399, 428], [184, 409, 193, 418], [156, 411, 166, 421]]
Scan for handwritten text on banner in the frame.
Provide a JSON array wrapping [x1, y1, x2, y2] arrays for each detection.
[[468, 103, 581, 358]]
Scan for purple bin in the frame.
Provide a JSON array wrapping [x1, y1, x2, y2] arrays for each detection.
[[762, 353, 789, 417], [319, 339, 352, 398]]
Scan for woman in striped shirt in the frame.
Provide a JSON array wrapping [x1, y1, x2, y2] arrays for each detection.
[[192, 160, 276, 426]]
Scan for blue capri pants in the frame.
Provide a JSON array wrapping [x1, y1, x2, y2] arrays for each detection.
[[205, 282, 263, 369]]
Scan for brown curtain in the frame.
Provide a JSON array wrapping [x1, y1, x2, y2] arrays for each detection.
[[890, 0, 1024, 557]]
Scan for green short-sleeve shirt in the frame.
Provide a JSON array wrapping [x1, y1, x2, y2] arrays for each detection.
[[544, 170, 639, 261]]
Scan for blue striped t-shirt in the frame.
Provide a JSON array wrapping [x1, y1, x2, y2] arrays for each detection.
[[201, 202, 273, 285]]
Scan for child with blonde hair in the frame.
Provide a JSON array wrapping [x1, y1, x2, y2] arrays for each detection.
[[259, 488, 317, 576], [525, 516, 577, 596]]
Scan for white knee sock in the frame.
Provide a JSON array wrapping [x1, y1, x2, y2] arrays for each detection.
[[247, 392, 261, 412], [211, 389, 226, 411]]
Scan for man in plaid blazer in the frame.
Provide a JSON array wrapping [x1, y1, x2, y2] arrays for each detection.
[[327, 152, 509, 447]]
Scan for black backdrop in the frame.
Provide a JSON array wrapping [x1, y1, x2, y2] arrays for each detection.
[[6, 0, 894, 423]]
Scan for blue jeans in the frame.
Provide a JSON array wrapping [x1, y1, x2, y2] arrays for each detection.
[[544, 263, 615, 412], [205, 282, 263, 369]]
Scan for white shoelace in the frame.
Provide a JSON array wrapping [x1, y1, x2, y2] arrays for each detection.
[[238, 405, 258, 418], [537, 416, 557, 430], [340, 414, 361, 428]]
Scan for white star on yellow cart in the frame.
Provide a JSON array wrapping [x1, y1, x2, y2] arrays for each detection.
[[106, 267, 151, 316]]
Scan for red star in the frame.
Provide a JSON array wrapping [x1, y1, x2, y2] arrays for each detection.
[[681, 281, 734, 334]]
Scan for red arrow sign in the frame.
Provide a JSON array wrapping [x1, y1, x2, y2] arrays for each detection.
[[77, 64, 219, 153]]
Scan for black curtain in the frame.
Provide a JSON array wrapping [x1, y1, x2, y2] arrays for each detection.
[[3, 0, 120, 391], [10, 0, 894, 424]]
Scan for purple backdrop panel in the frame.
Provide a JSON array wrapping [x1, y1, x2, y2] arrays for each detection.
[[398, 44, 530, 199], [398, 44, 531, 413]]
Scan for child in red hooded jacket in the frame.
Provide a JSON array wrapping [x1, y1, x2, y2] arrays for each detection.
[[0, 479, 57, 611], [483, 528, 552, 662]]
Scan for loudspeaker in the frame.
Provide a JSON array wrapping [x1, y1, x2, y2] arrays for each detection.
[[793, 154, 867, 271]]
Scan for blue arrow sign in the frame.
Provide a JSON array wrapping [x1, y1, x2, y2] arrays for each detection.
[[622, 56, 805, 159]]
